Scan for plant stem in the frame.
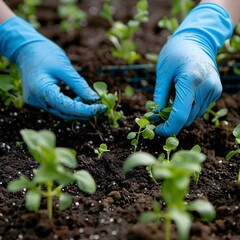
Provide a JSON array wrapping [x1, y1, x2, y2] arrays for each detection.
[[165, 215, 171, 240], [46, 181, 53, 219], [134, 127, 142, 153]]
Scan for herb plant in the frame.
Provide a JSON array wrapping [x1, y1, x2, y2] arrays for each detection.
[[123, 150, 215, 240], [144, 100, 172, 122], [203, 102, 228, 126], [16, 0, 41, 29], [94, 143, 110, 159], [101, 0, 149, 64], [0, 62, 24, 108], [7, 129, 96, 219], [226, 123, 240, 182], [127, 116, 155, 152], [58, 0, 87, 32], [93, 81, 123, 128]]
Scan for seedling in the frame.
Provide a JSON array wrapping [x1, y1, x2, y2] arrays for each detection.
[[16, 0, 41, 29], [93, 81, 123, 128], [144, 100, 172, 122], [7, 129, 96, 219], [94, 143, 110, 159], [0, 63, 24, 108], [58, 0, 87, 32], [101, 0, 149, 64], [123, 150, 215, 240], [203, 102, 228, 126], [226, 124, 240, 182], [127, 116, 155, 153]]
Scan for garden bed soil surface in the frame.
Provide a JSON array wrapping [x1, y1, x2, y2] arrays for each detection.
[[1, 0, 240, 240]]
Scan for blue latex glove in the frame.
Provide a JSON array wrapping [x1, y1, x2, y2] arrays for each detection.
[[0, 17, 106, 120], [154, 3, 233, 137]]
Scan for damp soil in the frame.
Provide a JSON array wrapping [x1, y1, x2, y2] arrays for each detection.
[[1, 1, 240, 240]]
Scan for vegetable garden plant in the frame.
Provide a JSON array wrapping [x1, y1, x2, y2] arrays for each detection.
[[1, 1, 240, 240]]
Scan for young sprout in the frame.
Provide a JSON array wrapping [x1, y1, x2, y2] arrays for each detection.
[[93, 81, 123, 128], [94, 143, 110, 159], [7, 129, 96, 220], [101, 0, 149, 64], [226, 124, 240, 182], [127, 116, 155, 153], [144, 100, 172, 122], [58, 0, 86, 32], [123, 150, 215, 240], [203, 102, 228, 126], [0, 63, 24, 108]]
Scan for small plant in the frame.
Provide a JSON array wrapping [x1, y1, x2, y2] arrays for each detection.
[[58, 0, 87, 32], [144, 100, 172, 122], [7, 129, 96, 219], [203, 102, 228, 126], [101, 0, 149, 64], [0, 62, 24, 108], [123, 150, 215, 240], [127, 116, 155, 152], [94, 143, 110, 159], [16, 0, 42, 29], [226, 124, 240, 182], [93, 81, 123, 128]]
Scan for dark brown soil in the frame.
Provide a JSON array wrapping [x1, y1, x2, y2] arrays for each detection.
[[1, 1, 240, 240]]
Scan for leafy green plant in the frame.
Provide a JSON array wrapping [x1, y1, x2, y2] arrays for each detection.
[[203, 102, 228, 126], [127, 116, 155, 152], [7, 129, 96, 219], [16, 0, 42, 29], [144, 100, 172, 122], [94, 143, 110, 159], [0, 62, 24, 108], [123, 150, 215, 240], [93, 81, 123, 128], [226, 124, 240, 182], [58, 0, 87, 32], [101, 0, 149, 64]]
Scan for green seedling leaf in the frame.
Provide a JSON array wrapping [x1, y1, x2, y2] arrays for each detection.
[[59, 193, 72, 210], [191, 144, 201, 153], [145, 100, 158, 111], [74, 170, 96, 194], [131, 139, 138, 146], [141, 125, 155, 140], [26, 189, 41, 212], [140, 211, 159, 224], [233, 124, 240, 142], [123, 152, 156, 173], [135, 117, 149, 128], [187, 199, 216, 222], [93, 81, 108, 96], [55, 147, 77, 168], [127, 132, 137, 139], [171, 150, 206, 173], [170, 208, 192, 240], [163, 136, 179, 151], [7, 176, 34, 192], [226, 149, 240, 160]]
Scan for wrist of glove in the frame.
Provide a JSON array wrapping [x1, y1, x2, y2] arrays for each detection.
[[0, 17, 106, 120], [154, 3, 233, 137]]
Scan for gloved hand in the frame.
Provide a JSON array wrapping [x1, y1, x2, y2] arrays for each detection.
[[0, 17, 106, 120], [154, 3, 233, 136]]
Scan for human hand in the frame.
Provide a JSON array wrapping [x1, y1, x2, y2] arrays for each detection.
[[154, 3, 233, 136], [0, 17, 106, 120]]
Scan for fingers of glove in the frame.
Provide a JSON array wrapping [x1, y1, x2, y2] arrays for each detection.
[[184, 71, 222, 126], [36, 81, 106, 119], [155, 81, 195, 137], [154, 57, 174, 110], [54, 61, 99, 102]]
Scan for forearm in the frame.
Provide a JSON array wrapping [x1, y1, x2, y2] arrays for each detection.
[[0, 1, 15, 23], [201, 0, 240, 25]]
